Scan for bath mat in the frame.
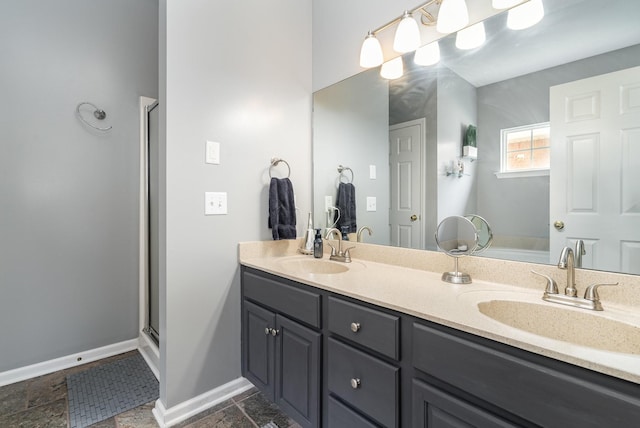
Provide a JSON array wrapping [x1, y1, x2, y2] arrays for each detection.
[[261, 423, 279, 428], [66, 352, 159, 428]]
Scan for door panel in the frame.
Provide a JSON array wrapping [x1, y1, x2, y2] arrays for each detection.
[[243, 301, 275, 399]]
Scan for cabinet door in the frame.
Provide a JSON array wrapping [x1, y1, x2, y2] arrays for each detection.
[[243, 300, 276, 400], [275, 315, 321, 428], [412, 379, 518, 428]]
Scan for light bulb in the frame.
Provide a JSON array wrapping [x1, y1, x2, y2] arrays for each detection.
[[393, 11, 421, 53], [507, 0, 544, 30], [359, 31, 384, 68], [380, 57, 404, 80], [414, 42, 440, 66], [455, 22, 486, 50], [437, 0, 469, 34], [492, 0, 522, 9]]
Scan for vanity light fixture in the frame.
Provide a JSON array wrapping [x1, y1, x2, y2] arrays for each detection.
[[507, 0, 544, 30], [436, 0, 469, 34], [358, 0, 470, 69], [414, 41, 441, 66], [359, 31, 384, 68], [455, 21, 486, 50], [380, 57, 404, 80], [393, 11, 421, 53]]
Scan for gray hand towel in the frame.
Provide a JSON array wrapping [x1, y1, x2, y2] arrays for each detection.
[[335, 182, 356, 234], [268, 177, 297, 240]]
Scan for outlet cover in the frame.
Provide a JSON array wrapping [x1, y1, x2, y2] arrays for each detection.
[[325, 195, 333, 211], [369, 165, 377, 179], [205, 192, 227, 215], [366, 196, 377, 212]]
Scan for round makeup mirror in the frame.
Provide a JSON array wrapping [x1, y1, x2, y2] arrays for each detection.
[[435, 216, 478, 284], [465, 214, 493, 254]]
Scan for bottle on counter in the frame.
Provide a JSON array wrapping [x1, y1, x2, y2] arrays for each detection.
[[313, 228, 323, 258]]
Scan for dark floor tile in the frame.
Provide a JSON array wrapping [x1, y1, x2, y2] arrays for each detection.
[[114, 401, 158, 428], [231, 387, 259, 404], [26, 372, 67, 408], [237, 393, 294, 428], [0, 412, 21, 428], [16, 398, 67, 428], [174, 399, 235, 428], [0, 380, 28, 416], [185, 404, 256, 428]]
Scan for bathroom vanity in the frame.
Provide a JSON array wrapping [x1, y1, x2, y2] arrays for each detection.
[[240, 241, 640, 428]]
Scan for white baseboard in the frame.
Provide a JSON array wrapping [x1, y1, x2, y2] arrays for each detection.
[[0, 339, 138, 387], [153, 377, 254, 428]]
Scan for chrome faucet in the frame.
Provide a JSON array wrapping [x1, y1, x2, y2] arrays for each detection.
[[325, 227, 354, 262], [558, 247, 577, 297], [356, 226, 372, 243], [530, 246, 618, 311], [575, 239, 586, 268]]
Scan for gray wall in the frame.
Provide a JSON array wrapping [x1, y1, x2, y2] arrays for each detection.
[[313, 69, 390, 244], [476, 44, 640, 243], [0, 0, 158, 372], [161, 0, 312, 408]]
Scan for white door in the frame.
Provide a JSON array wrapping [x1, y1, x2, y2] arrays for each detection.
[[550, 66, 640, 274], [389, 119, 425, 249]]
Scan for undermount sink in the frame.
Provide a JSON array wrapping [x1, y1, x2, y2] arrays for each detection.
[[478, 299, 640, 355], [278, 258, 351, 275]]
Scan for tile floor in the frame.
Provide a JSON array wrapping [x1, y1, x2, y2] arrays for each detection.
[[0, 351, 300, 428]]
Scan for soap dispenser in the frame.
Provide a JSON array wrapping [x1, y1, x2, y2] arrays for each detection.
[[313, 229, 323, 258]]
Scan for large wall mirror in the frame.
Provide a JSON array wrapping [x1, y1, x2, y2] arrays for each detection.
[[313, 0, 640, 275]]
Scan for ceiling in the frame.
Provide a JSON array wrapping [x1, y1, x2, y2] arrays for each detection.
[[438, 0, 640, 87]]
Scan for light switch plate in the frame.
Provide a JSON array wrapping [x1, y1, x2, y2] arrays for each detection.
[[205, 141, 220, 164], [205, 192, 227, 215], [366, 196, 377, 212]]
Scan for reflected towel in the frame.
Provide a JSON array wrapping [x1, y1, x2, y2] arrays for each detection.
[[268, 177, 297, 240], [335, 182, 356, 234]]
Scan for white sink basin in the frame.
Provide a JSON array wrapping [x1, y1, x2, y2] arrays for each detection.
[[477, 298, 640, 355], [278, 257, 353, 275]]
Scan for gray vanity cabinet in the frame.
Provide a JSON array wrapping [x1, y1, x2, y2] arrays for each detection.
[[242, 270, 321, 428]]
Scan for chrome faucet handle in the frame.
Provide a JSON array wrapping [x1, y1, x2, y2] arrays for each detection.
[[342, 246, 355, 263], [326, 242, 338, 256], [531, 270, 559, 295], [584, 282, 618, 302]]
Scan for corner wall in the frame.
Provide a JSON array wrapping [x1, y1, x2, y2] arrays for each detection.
[[162, 0, 312, 407]]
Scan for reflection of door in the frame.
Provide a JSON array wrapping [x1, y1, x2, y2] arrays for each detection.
[[550, 66, 640, 274], [389, 119, 425, 249]]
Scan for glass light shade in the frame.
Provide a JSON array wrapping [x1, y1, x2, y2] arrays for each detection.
[[455, 22, 486, 50], [359, 32, 384, 68], [492, 0, 522, 9], [414, 42, 440, 66], [507, 0, 544, 30], [380, 57, 404, 80], [393, 11, 421, 53], [436, 0, 469, 34]]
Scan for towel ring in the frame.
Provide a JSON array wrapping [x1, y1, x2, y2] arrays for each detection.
[[337, 165, 354, 184], [76, 102, 112, 131], [269, 157, 290, 178]]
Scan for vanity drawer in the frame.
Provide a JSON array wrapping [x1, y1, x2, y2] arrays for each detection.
[[243, 270, 321, 328], [328, 396, 379, 428], [328, 338, 399, 428], [328, 296, 399, 359], [412, 322, 640, 428]]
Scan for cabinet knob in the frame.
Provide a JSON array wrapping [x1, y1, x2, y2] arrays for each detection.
[[270, 329, 280, 337], [350, 322, 361, 333], [264, 327, 271, 335], [350, 378, 361, 389]]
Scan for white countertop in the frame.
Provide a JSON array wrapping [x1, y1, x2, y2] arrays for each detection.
[[239, 240, 640, 384]]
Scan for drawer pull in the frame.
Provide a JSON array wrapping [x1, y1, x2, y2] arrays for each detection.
[[350, 322, 361, 333], [350, 378, 361, 389], [270, 328, 280, 337]]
